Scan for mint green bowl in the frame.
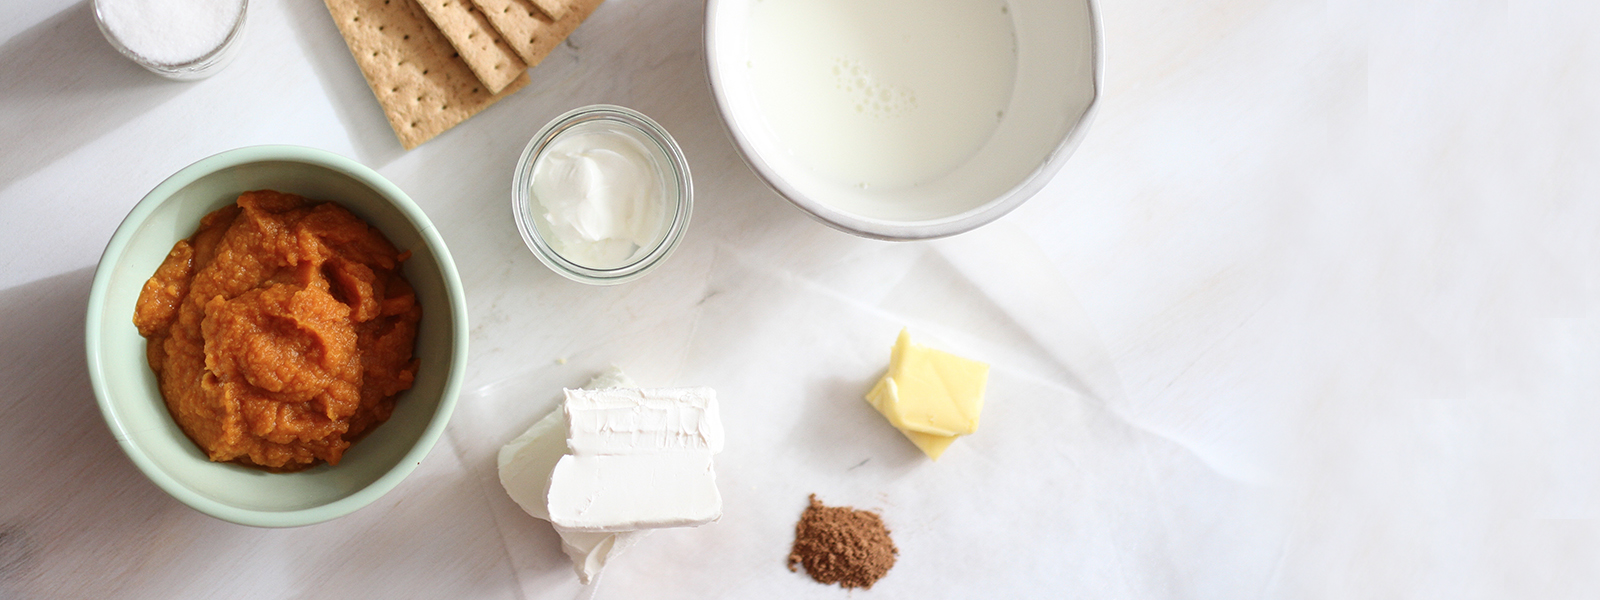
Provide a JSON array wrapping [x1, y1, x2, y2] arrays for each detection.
[[85, 146, 468, 528]]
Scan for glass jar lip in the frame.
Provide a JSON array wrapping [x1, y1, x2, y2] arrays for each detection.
[[93, 0, 249, 80], [513, 104, 694, 286]]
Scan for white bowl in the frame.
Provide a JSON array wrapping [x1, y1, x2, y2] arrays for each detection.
[[705, 0, 1102, 240]]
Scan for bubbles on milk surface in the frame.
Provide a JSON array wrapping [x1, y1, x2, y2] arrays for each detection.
[[832, 59, 918, 119], [745, 0, 1018, 189]]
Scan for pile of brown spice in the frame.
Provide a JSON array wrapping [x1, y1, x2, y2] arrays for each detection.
[[786, 494, 898, 589]]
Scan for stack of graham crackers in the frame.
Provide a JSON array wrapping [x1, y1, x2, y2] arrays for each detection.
[[325, 0, 605, 149]]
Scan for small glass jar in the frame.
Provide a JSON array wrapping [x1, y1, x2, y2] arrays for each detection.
[[513, 105, 694, 285], [93, 0, 249, 81]]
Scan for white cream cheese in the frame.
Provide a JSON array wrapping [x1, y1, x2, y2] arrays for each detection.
[[547, 453, 722, 532], [497, 369, 724, 583], [499, 409, 566, 522], [564, 386, 723, 455], [549, 386, 724, 532], [498, 369, 649, 584], [530, 120, 668, 270]]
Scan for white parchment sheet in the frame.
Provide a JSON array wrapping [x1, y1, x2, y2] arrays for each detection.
[[451, 226, 1281, 599]]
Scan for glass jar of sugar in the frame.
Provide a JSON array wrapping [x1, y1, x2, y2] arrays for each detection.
[[93, 0, 248, 80], [513, 105, 694, 285]]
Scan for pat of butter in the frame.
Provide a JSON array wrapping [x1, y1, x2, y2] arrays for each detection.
[[864, 329, 989, 460]]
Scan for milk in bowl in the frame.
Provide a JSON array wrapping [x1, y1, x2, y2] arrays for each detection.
[[746, 0, 1018, 190], [707, 0, 1100, 239]]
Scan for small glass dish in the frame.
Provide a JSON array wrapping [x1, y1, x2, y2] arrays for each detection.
[[513, 105, 694, 285], [93, 0, 249, 81]]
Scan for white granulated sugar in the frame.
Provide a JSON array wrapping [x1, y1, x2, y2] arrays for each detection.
[[98, 0, 243, 65]]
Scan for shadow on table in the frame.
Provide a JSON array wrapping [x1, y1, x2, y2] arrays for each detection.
[[278, 0, 405, 169], [794, 373, 926, 474], [0, 268, 521, 596], [0, 1, 186, 191], [275, 0, 723, 171], [0, 267, 173, 595]]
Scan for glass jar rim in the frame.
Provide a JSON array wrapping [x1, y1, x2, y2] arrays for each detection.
[[512, 104, 694, 285]]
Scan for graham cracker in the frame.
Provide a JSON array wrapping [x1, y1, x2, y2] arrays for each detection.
[[325, 0, 530, 149], [527, 0, 569, 21], [413, 0, 527, 94], [471, 0, 603, 67]]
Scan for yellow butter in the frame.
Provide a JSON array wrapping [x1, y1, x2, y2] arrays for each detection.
[[900, 429, 960, 461], [864, 329, 989, 460], [863, 381, 957, 460]]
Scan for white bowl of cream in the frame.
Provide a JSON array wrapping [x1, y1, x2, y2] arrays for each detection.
[[513, 105, 693, 284], [705, 0, 1101, 240]]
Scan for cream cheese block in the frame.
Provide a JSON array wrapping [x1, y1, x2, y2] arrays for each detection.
[[564, 386, 724, 455], [498, 368, 651, 584], [549, 386, 724, 532], [498, 370, 725, 582], [499, 409, 566, 521], [547, 453, 722, 532]]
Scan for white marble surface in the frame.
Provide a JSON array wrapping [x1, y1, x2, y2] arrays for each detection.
[[2, 0, 1596, 598]]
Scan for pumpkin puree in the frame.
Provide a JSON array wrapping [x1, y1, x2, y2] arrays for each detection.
[[133, 190, 421, 471]]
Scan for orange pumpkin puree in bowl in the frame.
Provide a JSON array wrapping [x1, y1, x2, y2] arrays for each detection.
[[133, 190, 421, 471]]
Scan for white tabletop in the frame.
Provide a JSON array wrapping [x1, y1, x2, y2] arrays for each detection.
[[2, 0, 1594, 598]]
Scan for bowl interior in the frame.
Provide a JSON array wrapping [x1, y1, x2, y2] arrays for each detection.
[[708, 0, 1098, 236], [89, 152, 462, 526]]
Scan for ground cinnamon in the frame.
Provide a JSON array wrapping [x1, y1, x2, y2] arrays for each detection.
[[786, 494, 898, 589]]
